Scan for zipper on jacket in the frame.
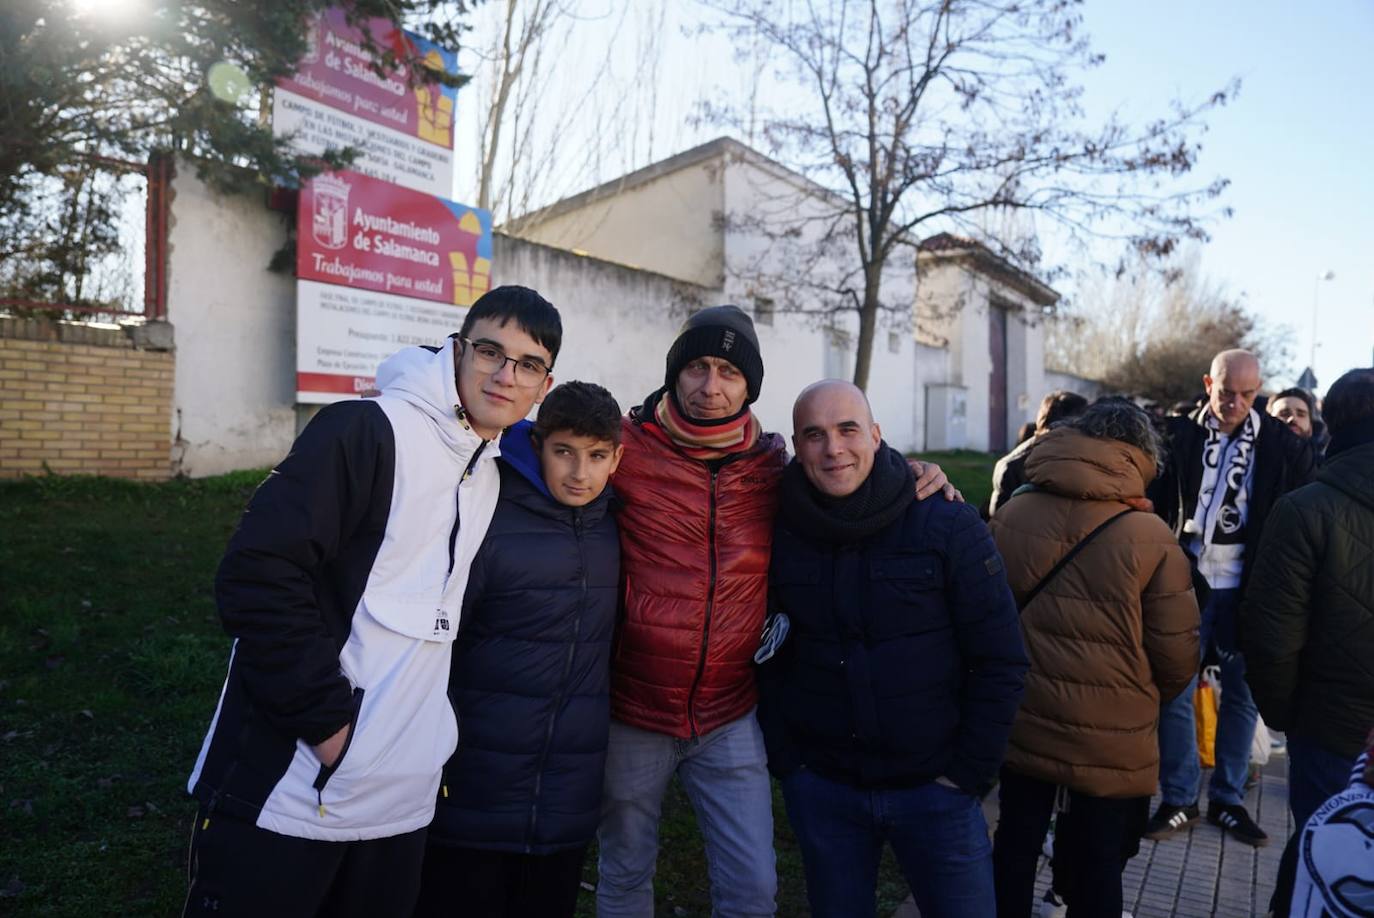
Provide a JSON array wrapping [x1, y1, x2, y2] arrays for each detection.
[[524, 508, 586, 852], [200, 759, 238, 831], [686, 468, 720, 738], [447, 441, 489, 575], [311, 687, 365, 817]]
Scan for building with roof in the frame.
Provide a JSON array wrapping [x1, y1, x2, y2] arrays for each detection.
[[513, 137, 1059, 453]]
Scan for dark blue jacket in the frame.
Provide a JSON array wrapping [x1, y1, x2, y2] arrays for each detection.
[[760, 493, 1027, 797], [430, 421, 620, 853]]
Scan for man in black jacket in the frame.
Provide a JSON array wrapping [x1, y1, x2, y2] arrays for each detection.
[[760, 380, 1027, 917], [1243, 367, 1374, 913], [1144, 349, 1314, 848]]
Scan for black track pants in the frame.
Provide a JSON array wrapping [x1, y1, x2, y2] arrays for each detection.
[[181, 806, 427, 917]]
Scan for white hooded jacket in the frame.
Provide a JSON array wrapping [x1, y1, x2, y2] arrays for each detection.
[[188, 339, 504, 841]]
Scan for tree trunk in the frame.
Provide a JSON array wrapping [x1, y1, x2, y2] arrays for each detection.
[[852, 270, 882, 392]]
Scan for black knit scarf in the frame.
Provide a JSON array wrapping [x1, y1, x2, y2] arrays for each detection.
[[778, 442, 915, 543]]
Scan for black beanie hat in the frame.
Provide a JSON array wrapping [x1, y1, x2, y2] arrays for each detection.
[[664, 304, 764, 404]]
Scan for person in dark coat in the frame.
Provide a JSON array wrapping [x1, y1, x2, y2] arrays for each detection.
[[988, 390, 1088, 516], [1144, 349, 1314, 848], [416, 382, 623, 918], [760, 380, 1027, 918], [1242, 367, 1374, 915]]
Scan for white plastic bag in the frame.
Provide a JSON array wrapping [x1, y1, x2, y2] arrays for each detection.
[[1251, 714, 1272, 767]]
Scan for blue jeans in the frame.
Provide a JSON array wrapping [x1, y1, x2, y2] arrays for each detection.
[[781, 767, 994, 918], [1158, 588, 1259, 807], [596, 712, 776, 917], [1287, 734, 1356, 830]]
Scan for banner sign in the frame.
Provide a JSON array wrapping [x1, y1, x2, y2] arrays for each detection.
[[274, 7, 458, 196], [297, 169, 493, 308], [295, 280, 467, 403], [272, 90, 454, 199]]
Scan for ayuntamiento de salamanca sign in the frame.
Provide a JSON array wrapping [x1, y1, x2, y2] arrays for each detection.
[[278, 8, 494, 404], [273, 7, 458, 198]]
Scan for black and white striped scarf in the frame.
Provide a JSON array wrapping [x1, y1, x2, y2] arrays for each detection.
[[1189, 408, 1259, 548]]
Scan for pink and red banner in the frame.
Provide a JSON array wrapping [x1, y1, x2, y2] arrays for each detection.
[[278, 8, 458, 151], [298, 169, 493, 307]]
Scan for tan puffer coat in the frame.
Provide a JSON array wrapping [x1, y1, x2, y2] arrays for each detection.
[[990, 427, 1199, 798]]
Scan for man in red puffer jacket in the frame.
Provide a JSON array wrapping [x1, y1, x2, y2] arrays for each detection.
[[596, 306, 950, 917]]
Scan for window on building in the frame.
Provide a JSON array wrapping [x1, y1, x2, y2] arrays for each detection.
[[824, 327, 852, 380], [888, 331, 902, 354], [753, 296, 775, 327]]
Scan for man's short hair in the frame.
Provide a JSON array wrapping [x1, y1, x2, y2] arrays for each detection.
[[1323, 368, 1374, 435], [1270, 387, 1317, 415], [1036, 390, 1089, 432], [456, 285, 563, 364], [1065, 397, 1167, 470], [533, 381, 622, 445]]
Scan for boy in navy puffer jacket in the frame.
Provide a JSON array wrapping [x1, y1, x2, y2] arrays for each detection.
[[416, 381, 623, 918]]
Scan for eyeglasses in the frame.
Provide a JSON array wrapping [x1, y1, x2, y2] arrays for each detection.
[[460, 337, 551, 388]]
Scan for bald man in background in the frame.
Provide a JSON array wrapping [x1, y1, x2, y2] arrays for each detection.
[[758, 381, 1026, 917], [1144, 349, 1314, 847]]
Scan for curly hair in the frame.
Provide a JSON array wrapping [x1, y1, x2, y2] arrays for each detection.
[[1061, 397, 1166, 470]]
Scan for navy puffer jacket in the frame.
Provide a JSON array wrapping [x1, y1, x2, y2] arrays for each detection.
[[760, 494, 1027, 797], [429, 421, 619, 853]]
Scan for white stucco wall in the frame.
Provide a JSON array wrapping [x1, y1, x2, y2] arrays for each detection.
[[717, 156, 922, 450], [1043, 369, 1107, 402], [515, 162, 725, 288], [168, 162, 299, 477], [493, 237, 717, 418]]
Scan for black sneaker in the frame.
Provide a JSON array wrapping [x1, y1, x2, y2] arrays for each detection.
[[1144, 802, 1200, 840], [1207, 802, 1270, 847]]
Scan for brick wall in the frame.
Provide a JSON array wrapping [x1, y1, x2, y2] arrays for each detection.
[[0, 317, 174, 480]]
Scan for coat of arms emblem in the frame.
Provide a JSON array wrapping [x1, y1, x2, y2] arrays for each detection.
[[311, 175, 351, 251]]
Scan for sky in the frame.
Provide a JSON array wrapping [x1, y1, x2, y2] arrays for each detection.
[[1076, 0, 1374, 392], [451, 1, 1374, 394]]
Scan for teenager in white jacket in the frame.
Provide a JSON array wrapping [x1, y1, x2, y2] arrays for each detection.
[[184, 287, 561, 917]]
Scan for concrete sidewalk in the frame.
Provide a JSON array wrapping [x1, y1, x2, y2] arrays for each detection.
[[893, 755, 1292, 918]]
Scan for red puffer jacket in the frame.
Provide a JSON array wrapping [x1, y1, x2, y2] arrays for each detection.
[[610, 415, 787, 738]]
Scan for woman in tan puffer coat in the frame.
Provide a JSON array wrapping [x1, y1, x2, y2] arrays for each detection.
[[989, 400, 1199, 918]]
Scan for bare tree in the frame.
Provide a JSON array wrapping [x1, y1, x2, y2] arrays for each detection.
[[705, 0, 1236, 390], [470, 0, 669, 228], [1046, 253, 1292, 402]]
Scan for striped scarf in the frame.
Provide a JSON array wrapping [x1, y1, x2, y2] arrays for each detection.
[[645, 388, 761, 460]]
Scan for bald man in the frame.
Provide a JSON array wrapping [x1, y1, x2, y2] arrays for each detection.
[[1145, 349, 1314, 847], [757, 380, 1027, 917]]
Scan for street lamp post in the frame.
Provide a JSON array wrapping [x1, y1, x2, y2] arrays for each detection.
[[1312, 270, 1335, 376]]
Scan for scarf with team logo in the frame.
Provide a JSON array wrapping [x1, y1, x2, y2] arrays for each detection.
[[1188, 408, 1259, 553]]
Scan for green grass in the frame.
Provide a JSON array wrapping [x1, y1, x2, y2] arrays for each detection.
[[0, 472, 265, 915], [918, 449, 999, 516], [0, 456, 997, 915]]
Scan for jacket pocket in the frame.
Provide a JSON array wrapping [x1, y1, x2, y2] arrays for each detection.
[[867, 552, 946, 636], [867, 552, 941, 586], [362, 591, 457, 643], [311, 686, 365, 807]]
